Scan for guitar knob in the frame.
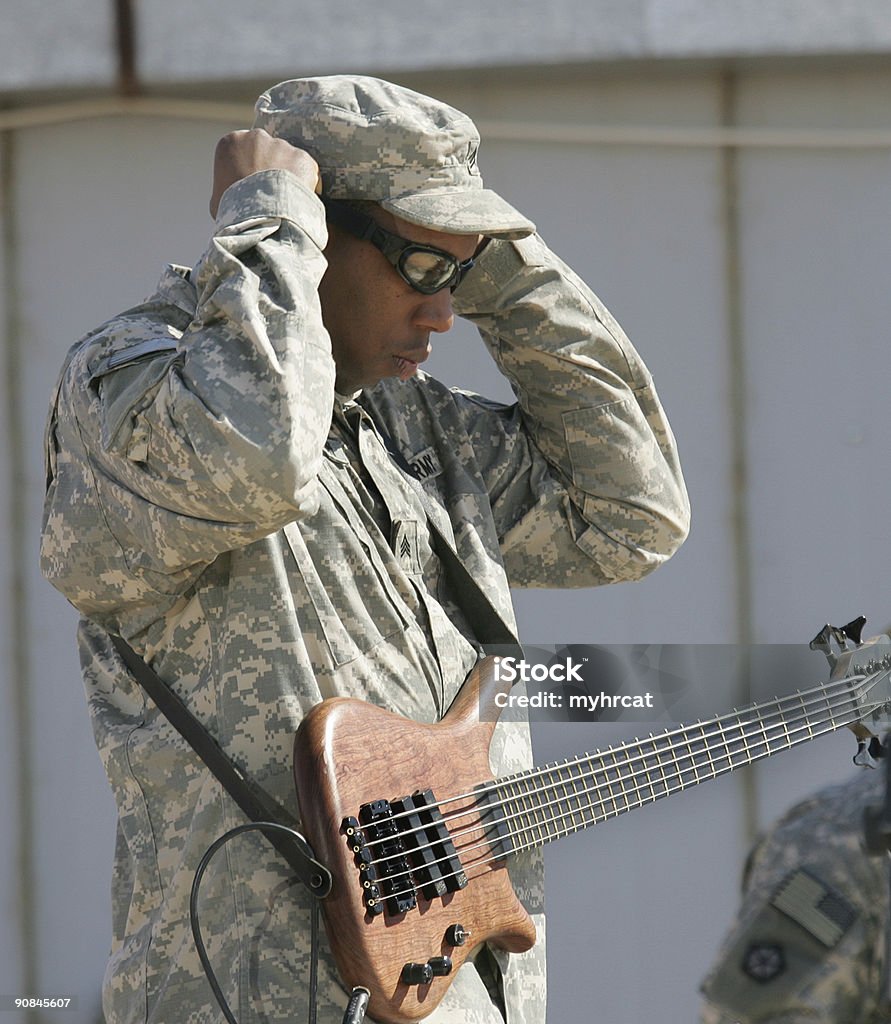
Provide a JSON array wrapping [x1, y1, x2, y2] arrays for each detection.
[[842, 616, 867, 645], [427, 956, 453, 977], [445, 923, 470, 947], [854, 736, 882, 769], [401, 962, 433, 986]]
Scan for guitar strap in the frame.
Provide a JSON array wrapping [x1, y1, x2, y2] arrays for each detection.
[[109, 633, 331, 897]]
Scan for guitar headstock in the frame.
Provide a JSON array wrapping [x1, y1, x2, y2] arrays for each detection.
[[810, 616, 891, 766]]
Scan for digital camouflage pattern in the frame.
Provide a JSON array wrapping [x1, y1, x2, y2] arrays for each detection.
[[700, 771, 891, 1024], [41, 77, 689, 1024]]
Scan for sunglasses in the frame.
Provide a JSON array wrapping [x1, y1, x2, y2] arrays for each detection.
[[322, 198, 476, 295]]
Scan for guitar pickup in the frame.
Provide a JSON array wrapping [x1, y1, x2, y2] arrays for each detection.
[[391, 789, 467, 900], [345, 789, 467, 917]]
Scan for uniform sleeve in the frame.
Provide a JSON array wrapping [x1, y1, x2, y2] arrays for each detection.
[[168, 169, 335, 526], [46, 170, 336, 586], [451, 233, 690, 586]]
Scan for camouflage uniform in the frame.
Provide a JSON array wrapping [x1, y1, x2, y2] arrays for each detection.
[[700, 771, 891, 1024], [40, 77, 689, 1024]]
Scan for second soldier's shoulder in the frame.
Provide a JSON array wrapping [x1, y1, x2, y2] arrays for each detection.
[[769, 771, 884, 842], [748, 771, 888, 899]]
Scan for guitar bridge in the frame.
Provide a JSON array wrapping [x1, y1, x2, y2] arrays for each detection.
[[342, 789, 466, 918]]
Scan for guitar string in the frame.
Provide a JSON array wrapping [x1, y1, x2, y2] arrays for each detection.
[[363, 689, 859, 891], [360, 671, 871, 842], [357, 676, 866, 870], [359, 684, 868, 900], [369, 709, 858, 907], [357, 674, 869, 856], [463, 683, 866, 851]]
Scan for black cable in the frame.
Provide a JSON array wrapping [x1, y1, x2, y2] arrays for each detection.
[[190, 821, 324, 1024], [342, 988, 371, 1024]]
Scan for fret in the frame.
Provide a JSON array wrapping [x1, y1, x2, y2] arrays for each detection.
[[780, 704, 792, 750], [541, 762, 567, 843], [688, 725, 707, 784], [506, 776, 538, 848], [542, 763, 562, 841], [673, 730, 697, 790], [717, 717, 747, 766], [603, 746, 635, 818], [641, 735, 668, 802], [725, 723, 745, 769], [711, 719, 736, 775], [548, 760, 574, 837], [596, 749, 621, 819], [820, 687, 834, 731], [739, 710, 754, 766], [565, 758, 596, 825], [563, 758, 589, 833], [502, 779, 526, 848], [764, 709, 793, 755], [652, 735, 672, 799], [516, 773, 543, 847], [698, 722, 719, 778], [527, 770, 551, 845], [756, 710, 770, 762], [825, 688, 838, 729], [617, 746, 643, 812], [553, 757, 577, 835], [571, 756, 598, 831], [556, 758, 582, 836], [798, 691, 816, 742]]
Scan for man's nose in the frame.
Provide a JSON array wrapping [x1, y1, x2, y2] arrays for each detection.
[[414, 288, 454, 333]]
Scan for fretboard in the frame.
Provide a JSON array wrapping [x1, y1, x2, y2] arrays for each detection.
[[478, 670, 874, 858]]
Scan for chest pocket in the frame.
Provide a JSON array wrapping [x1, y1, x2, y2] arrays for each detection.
[[282, 455, 413, 668]]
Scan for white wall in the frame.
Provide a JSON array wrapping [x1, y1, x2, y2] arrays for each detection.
[[2, 61, 890, 1024], [5, 0, 891, 92]]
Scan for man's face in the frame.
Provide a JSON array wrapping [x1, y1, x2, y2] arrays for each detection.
[[318, 206, 481, 395]]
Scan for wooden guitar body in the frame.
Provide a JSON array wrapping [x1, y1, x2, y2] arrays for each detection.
[[293, 657, 534, 1024]]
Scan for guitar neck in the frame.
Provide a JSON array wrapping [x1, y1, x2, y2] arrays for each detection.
[[477, 671, 873, 858]]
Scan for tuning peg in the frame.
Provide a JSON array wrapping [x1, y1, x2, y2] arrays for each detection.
[[841, 616, 867, 646], [810, 617, 868, 667], [853, 735, 883, 769], [809, 625, 838, 669], [809, 624, 833, 654]]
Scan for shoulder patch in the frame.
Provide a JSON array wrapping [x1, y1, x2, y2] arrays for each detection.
[[771, 869, 857, 948], [742, 942, 786, 983]]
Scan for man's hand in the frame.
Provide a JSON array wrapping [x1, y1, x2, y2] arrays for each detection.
[[209, 129, 322, 217]]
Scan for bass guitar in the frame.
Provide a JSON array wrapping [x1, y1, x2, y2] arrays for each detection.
[[293, 620, 891, 1024]]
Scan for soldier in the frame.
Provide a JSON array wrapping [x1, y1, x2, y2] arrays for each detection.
[[699, 770, 891, 1023], [41, 76, 689, 1023]]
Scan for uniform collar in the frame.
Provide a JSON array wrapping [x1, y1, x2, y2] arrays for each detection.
[[157, 264, 199, 320]]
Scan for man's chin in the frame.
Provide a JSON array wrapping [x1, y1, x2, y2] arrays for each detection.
[[335, 357, 421, 395]]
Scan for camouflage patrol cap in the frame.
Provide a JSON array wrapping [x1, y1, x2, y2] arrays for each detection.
[[253, 75, 535, 239]]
